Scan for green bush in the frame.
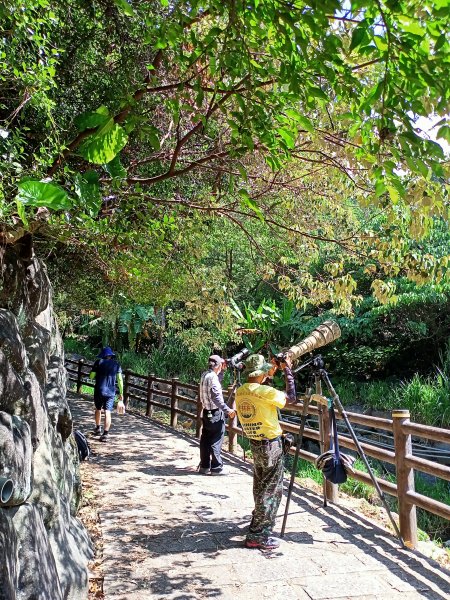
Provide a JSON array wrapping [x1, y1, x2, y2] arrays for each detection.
[[64, 333, 212, 383], [395, 371, 450, 428], [64, 336, 98, 360]]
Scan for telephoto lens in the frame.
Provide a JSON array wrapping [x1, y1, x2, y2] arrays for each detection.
[[285, 321, 341, 363]]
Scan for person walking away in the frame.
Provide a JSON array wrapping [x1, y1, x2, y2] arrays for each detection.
[[199, 354, 236, 475], [89, 346, 124, 442], [235, 353, 296, 550]]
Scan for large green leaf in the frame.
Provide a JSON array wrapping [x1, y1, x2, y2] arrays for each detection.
[[16, 200, 28, 227], [75, 171, 101, 216], [239, 189, 264, 221], [78, 119, 128, 164], [16, 180, 72, 209], [113, 0, 135, 17], [436, 125, 450, 144], [74, 106, 110, 132], [104, 155, 127, 179]]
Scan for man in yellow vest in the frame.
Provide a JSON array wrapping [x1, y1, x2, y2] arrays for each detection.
[[235, 353, 296, 550]]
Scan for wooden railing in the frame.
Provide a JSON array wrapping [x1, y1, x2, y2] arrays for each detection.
[[66, 357, 450, 548]]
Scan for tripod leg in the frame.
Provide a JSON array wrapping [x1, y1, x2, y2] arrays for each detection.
[[321, 370, 405, 548], [315, 375, 329, 508], [280, 394, 311, 538]]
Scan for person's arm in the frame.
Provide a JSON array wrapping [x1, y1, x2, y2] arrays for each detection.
[[284, 366, 296, 404], [89, 359, 99, 380], [278, 356, 296, 404], [116, 372, 124, 400]]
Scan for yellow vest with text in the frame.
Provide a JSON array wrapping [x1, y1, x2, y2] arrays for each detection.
[[235, 382, 286, 440]]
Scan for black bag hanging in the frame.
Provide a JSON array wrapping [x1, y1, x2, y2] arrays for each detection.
[[74, 430, 91, 461], [317, 406, 347, 485]]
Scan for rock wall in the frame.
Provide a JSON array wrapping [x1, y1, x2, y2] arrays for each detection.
[[0, 235, 91, 600]]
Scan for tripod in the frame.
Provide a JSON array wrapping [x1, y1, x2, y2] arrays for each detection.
[[280, 355, 405, 548]]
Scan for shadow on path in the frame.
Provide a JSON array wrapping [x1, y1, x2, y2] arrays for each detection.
[[70, 394, 450, 600]]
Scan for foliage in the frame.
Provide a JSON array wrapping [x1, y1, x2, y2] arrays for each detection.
[[396, 368, 450, 427], [64, 332, 212, 383], [230, 297, 310, 353], [334, 344, 450, 427], [2, 0, 450, 313]]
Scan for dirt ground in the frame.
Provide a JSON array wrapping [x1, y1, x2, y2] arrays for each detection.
[[77, 460, 105, 600]]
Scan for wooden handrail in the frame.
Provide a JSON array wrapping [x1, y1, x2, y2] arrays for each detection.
[[65, 357, 450, 548], [404, 454, 450, 482], [401, 421, 450, 444]]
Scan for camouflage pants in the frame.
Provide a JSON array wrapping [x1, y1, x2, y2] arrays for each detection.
[[247, 437, 284, 542]]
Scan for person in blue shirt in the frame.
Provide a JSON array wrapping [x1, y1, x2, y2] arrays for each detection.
[[89, 347, 124, 442]]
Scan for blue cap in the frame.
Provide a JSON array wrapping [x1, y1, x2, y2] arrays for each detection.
[[97, 346, 115, 358]]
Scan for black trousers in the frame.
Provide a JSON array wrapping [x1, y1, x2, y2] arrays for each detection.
[[199, 409, 225, 472]]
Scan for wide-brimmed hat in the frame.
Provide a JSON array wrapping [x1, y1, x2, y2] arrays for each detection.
[[97, 346, 116, 359], [243, 354, 272, 378]]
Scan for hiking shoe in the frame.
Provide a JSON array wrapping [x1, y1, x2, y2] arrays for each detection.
[[99, 432, 109, 443], [210, 469, 228, 476], [198, 467, 210, 475], [93, 427, 102, 436], [245, 537, 281, 550]]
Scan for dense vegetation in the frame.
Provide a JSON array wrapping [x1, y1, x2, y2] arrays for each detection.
[[3, 0, 448, 413], [2, 0, 450, 541], [2, 0, 450, 309]]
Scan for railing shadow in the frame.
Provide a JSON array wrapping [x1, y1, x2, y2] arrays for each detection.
[[69, 393, 450, 600]]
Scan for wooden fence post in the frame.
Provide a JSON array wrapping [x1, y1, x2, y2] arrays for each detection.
[[76, 359, 84, 394], [392, 409, 417, 548], [123, 369, 131, 406], [146, 373, 155, 417], [316, 375, 338, 503], [171, 377, 179, 428], [227, 385, 237, 454], [196, 383, 202, 438]]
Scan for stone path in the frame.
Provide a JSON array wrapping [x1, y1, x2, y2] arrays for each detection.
[[69, 396, 450, 600]]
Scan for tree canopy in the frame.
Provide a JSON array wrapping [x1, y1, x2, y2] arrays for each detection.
[[1, 0, 450, 314]]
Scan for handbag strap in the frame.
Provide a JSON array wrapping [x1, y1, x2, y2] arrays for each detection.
[[328, 406, 340, 458]]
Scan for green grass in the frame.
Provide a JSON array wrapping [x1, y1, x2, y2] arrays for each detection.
[[64, 334, 211, 383], [414, 476, 450, 541], [334, 372, 450, 428], [79, 384, 94, 395], [64, 336, 98, 360], [284, 454, 450, 542]]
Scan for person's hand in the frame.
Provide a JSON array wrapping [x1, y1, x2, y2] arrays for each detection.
[[268, 358, 279, 376], [228, 410, 236, 419], [117, 399, 125, 415], [280, 354, 292, 370]]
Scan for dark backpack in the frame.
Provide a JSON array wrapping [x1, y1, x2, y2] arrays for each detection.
[[315, 407, 348, 485], [74, 430, 91, 461]]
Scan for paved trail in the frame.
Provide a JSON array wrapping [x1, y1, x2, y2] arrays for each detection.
[[70, 396, 450, 600]]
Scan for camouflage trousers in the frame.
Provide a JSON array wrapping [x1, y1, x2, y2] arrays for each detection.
[[247, 437, 284, 542]]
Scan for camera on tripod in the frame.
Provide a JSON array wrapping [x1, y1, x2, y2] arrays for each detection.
[[226, 347, 250, 370]]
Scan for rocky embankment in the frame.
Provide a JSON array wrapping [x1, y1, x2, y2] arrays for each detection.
[[0, 235, 91, 600]]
